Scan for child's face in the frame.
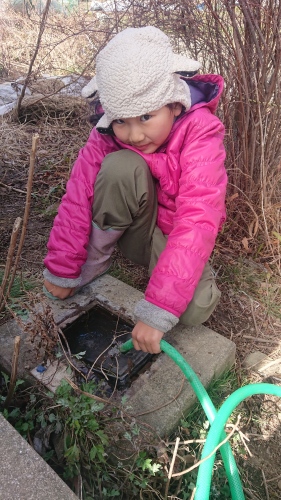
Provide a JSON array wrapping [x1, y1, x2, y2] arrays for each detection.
[[112, 104, 182, 154]]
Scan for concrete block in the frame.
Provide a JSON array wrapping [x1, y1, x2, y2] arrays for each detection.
[[0, 318, 37, 383], [242, 351, 268, 370], [125, 323, 236, 437], [0, 274, 236, 440], [30, 360, 73, 393], [0, 413, 77, 500], [51, 274, 143, 327], [44, 275, 236, 437], [243, 351, 281, 378]]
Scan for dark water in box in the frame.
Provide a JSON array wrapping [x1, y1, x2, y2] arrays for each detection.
[[63, 306, 151, 386]]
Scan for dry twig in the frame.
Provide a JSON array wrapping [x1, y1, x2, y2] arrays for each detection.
[[3, 336, 21, 409], [65, 377, 113, 406], [16, 0, 52, 116], [242, 335, 280, 345], [0, 181, 26, 194], [164, 436, 180, 499], [0, 217, 22, 310], [171, 416, 241, 478], [3, 134, 39, 305], [261, 468, 270, 500]]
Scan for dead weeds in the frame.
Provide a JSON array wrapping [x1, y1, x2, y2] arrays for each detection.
[[23, 298, 60, 363]]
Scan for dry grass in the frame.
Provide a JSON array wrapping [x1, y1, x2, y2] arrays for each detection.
[[1, 1, 280, 268], [0, 97, 90, 165], [0, 5, 106, 79]]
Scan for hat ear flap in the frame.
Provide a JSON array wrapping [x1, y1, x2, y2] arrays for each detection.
[[82, 76, 98, 98]]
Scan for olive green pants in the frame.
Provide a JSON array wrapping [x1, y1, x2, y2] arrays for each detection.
[[92, 149, 221, 326]]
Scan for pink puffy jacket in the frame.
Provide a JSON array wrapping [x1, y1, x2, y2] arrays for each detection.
[[44, 74, 227, 318]]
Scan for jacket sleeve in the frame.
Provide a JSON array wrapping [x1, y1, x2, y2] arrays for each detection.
[[144, 109, 227, 318], [44, 129, 118, 280]]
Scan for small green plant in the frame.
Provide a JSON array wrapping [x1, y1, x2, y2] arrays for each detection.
[[0, 271, 36, 300], [1, 376, 164, 498], [0, 270, 38, 320], [54, 380, 108, 479], [109, 265, 138, 288], [0, 371, 25, 408]]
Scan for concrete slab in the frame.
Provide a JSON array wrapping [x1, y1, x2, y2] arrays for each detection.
[[0, 317, 36, 383], [0, 413, 77, 500], [30, 360, 73, 393], [43, 275, 236, 436], [242, 351, 268, 370], [125, 324, 235, 436], [243, 351, 281, 379], [49, 274, 142, 327], [0, 274, 236, 439]]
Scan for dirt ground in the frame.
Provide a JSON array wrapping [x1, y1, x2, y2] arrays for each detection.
[[1, 99, 281, 499]]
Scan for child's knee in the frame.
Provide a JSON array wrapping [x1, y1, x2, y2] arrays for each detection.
[[180, 276, 221, 326], [101, 150, 148, 181]]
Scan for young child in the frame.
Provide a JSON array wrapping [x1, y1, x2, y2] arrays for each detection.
[[43, 26, 227, 355]]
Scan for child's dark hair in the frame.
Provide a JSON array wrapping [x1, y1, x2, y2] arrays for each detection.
[[167, 103, 178, 110], [167, 102, 185, 118]]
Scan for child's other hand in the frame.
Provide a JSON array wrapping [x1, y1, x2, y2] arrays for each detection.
[[132, 321, 164, 354], [43, 280, 74, 300]]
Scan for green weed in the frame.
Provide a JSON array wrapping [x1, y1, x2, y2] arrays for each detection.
[[1, 376, 163, 499], [0, 366, 252, 499], [109, 266, 137, 288], [0, 271, 36, 300], [0, 271, 38, 319], [0, 371, 25, 408]]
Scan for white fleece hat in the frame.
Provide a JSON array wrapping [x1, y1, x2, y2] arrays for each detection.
[[82, 26, 201, 129]]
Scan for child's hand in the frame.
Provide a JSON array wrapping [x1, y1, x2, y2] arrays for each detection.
[[132, 321, 164, 354], [43, 280, 74, 300]]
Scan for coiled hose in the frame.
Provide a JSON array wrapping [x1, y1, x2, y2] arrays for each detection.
[[120, 338, 281, 500]]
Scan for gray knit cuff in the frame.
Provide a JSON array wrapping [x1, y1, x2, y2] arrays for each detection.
[[134, 299, 179, 333], [43, 268, 82, 288]]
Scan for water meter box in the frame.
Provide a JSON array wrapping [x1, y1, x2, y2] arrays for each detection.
[[63, 306, 151, 387]]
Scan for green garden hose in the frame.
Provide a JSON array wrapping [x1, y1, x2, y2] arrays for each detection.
[[120, 338, 245, 499], [120, 339, 281, 500], [195, 383, 281, 500]]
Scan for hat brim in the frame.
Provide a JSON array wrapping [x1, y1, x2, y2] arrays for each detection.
[[172, 54, 201, 73]]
